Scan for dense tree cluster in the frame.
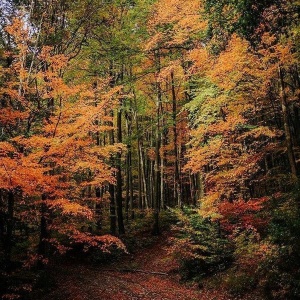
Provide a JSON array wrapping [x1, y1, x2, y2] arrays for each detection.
[[1, 0, 300, 298]]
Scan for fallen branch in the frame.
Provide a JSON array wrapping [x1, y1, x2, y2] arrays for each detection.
[[103, 268, 168, 276]]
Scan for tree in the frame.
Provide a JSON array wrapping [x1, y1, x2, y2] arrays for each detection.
[[0, 9, 125, 272]]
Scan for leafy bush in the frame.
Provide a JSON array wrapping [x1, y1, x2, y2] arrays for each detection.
[[224, 269, 257, 296], [170, 207, 233, 282], [257, 195, 300, 299]]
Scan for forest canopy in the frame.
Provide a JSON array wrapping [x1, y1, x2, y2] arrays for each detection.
[[1, 0, 300, 299]]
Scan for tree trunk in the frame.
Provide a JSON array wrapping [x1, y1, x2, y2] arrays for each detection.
[[152, 50, 162, 236], [109, 183, 117, 235], [109, 110, 117, 235], [125, 112, 134, 220], [279, 66, 298, 176], [4, 190, 14, 268], [139, 140, 149, 209], [38, 194, 48, 258], [116, 106, 125, 234], [171, 71, 181, 207], [95, 187, 102, 231]]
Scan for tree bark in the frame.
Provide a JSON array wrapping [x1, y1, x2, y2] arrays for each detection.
[[153, 50, 162, 235], [171, 71, 181, 207], [109, 109, 117, 235], [38, 194, 48, 258], [279, 66, 298, 177], [4, 190, 14, 268], [95, 187, 102, 231], [116, 106, 125, 234]]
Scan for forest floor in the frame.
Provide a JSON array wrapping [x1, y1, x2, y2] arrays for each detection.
[[35, 232, 260, 300]]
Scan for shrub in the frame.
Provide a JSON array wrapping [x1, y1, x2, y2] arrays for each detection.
[[170, 207, 233, 282]]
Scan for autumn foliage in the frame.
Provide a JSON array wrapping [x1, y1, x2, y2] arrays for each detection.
[[1, 0, 300, 299]]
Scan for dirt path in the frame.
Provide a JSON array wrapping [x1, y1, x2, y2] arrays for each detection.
[[38, 233, 231, 300]]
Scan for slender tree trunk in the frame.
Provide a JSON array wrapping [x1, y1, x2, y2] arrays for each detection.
[[4, 190, 14, 268], [125, 112, 134, 220], [189, 171, 195, 206], [107, 62, 118, 234], [150, 117, 155, 209], [95, 93, 103, 231], [129, 170, 134, 219], [279, 66, 298, 176], [160, 101, 165, 209], [109, 109, 117, 235], [128, 143, 134, 219], [137, 147, 143, 210], [38, 193, 48, 258], [133, 91, 143, 210], [109, 183, 117, 235], [153, 50, 162, 235], [160, 141, 165, 209], [116, 105, 125, 234], [125, 144, 133, 221], [153, 108, 161, 235], [125, 147, 130, 222], [137, 132, 143, 210], [139, 140, 149, 209], [198, 173, 204, 199], [95, 187, 102, 230], [171, 71, 181, 207]]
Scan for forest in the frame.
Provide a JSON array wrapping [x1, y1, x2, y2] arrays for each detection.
[[1, 0, 300, 299]]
